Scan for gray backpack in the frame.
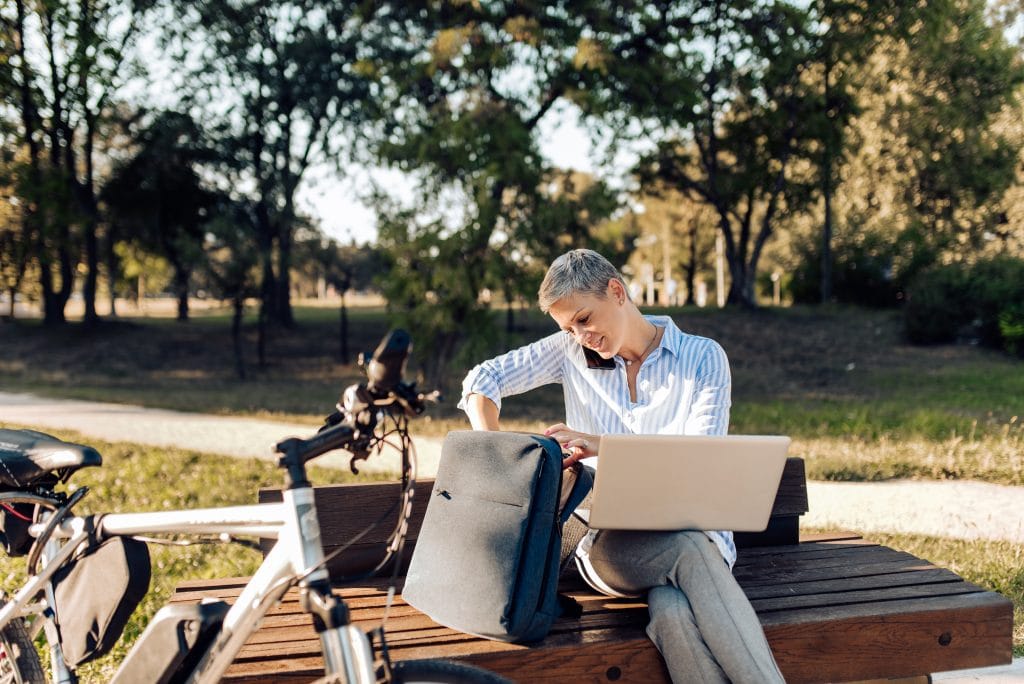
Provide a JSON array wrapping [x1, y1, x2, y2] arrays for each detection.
[[403, 431, 591, 643]]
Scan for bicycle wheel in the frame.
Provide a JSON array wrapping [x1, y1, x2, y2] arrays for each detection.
[[390, 659, 513, 684], [0, 613, 45, 684]]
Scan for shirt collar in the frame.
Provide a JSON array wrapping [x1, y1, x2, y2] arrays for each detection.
[[583, 315, 683, 370], [646, 314, 683, 360]]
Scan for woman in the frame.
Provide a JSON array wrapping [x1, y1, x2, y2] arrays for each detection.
[[459, 249, 785, 683]]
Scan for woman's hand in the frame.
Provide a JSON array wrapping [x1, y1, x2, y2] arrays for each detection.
[[544, 423, 599, 468]]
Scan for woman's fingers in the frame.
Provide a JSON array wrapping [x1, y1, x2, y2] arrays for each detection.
[[544, 423, 569, 437], [545, 426, 598, 464]]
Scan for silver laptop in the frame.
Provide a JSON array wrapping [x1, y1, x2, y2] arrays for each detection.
[[585, 434, 791, 532]]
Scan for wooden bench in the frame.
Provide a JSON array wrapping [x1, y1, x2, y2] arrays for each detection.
[[172, 458, 1014, 683]]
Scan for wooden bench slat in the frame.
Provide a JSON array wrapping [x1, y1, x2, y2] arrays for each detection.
[[750, 580, 992, 613], [737, 544, 919, 573], [741, 567, 965, 599], [735, 557, 939, 586]]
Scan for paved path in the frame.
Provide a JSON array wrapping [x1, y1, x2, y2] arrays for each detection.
[[0, 391, 444, 476], [2, 390, 1021, 682]]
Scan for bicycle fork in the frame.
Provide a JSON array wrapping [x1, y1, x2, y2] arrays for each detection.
[[303, 579, 376, 683], [291, 484, 376, 684]]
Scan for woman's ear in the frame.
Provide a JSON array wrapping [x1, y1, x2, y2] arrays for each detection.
[[607, 278, 626, 304]]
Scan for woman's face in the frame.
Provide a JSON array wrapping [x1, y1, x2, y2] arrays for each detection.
[[547, 280, 627, 359]]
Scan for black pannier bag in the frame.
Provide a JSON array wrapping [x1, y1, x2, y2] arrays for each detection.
[[402, 431, 591, 643], [52, 532, 152, 668], [0, 501, 36, 556]]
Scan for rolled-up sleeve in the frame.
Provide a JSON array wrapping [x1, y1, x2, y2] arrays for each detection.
[[683, 340, 731, 436], [458, 332, 568, 413]]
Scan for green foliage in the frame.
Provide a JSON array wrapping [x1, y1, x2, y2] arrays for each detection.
[[790, 232, 903, 308], [903, 263, 973, 344], [967, 257, 1024, 349], [999, 304, 1024, 357], [904, 257, 1024, 353], [366, 2, 623, 385]]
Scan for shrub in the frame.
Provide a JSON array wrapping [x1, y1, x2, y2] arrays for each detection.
[[903, 263, 973, 344], [966, 257, 1024, 349], [998, 304, 1024, 357], [904, 257, 1024, 354], [790, 236, 903, 308]]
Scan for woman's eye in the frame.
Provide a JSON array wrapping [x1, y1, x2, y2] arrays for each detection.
[[578, 316, 589, 326]]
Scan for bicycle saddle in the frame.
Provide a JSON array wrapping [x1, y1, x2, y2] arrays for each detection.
[[0, 429, 102, 489]]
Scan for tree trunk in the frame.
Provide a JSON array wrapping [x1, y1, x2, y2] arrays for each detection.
[[83, 215, 99, 324], [275, 223, 294, 327], [423, 328, 462, 395], [232, 295, 246, 380], [175, 266, 190, 321], [257, 299, 268, 368], [339, 290, 349, 364], [106, 223, 118, 317], [506, 300, 515, 334], [82, 111, 100, 325], [821, 52, 834, 304], [685, 217, 698, 305]]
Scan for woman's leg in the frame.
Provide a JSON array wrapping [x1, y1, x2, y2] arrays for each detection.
[[588, 529, 785, 684], [646, 585, 728, 684]]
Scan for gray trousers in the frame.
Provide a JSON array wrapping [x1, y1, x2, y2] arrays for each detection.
[[587, 529, 786, 684]]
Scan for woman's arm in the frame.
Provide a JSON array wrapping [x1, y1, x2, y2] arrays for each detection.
[[458, 332, 568, 419], [684, 340, 732, 436], [464, 393, 501, 431]]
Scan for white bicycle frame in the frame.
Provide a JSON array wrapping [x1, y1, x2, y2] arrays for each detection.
[[0, 484, 377, 684]]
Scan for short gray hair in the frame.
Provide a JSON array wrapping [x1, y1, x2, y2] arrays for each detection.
[[538, 249, 625, 313]]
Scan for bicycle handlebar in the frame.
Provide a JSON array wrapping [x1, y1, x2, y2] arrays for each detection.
[[274, 329, 439, 472]]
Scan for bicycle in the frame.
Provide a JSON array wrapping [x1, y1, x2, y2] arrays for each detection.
[[0, 330, 510, 684]]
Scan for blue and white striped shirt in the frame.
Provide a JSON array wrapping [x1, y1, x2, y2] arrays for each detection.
[[458, 315, 737, 576]]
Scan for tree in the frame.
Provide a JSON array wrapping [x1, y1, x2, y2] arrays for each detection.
[[1, 0, 143, 324], [625, 188, 718, 306], [0, 139, 33, 319], [586, 1, 827, 307], [200, 205, 261, 380], [817, 2, 1024, 290], [102, 111, 212, 321], [366, 2, 622, 388], [149, 0, 378, 330], [291, 231, 385, 363]]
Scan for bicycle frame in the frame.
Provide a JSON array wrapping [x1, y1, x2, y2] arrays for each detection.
[[0, 484, 377, 684]]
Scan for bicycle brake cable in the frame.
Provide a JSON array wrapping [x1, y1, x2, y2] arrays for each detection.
[[262, 420, 418, 597], [27, 486, 90, 574]]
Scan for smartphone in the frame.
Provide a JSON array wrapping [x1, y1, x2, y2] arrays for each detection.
[[582, 345, 615, 370]]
